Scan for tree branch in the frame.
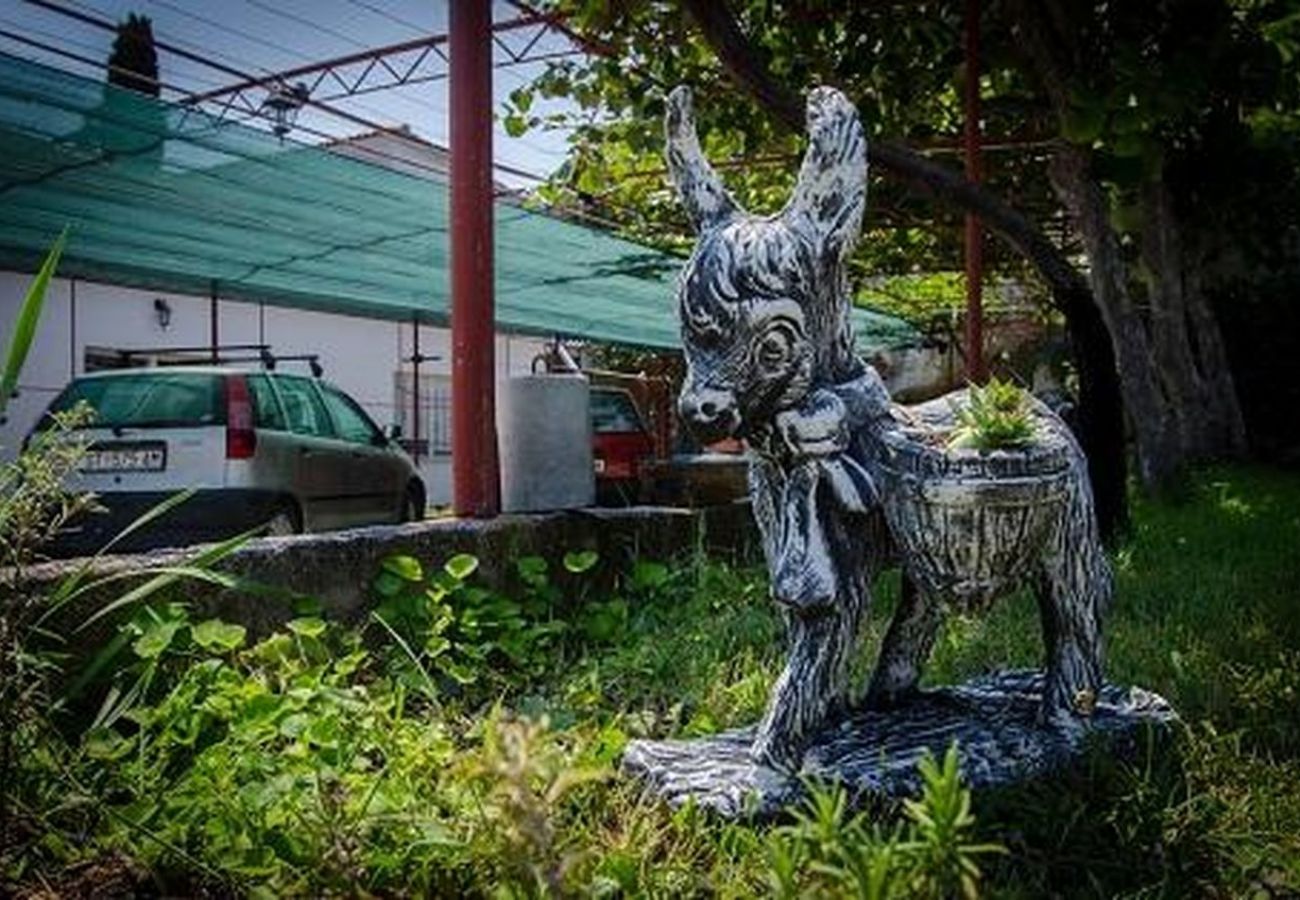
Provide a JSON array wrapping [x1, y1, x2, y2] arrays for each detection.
[[683, 0, 1087, 302]]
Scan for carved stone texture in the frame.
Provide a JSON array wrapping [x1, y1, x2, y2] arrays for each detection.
[[623, 670, 1176, 820], [649, 82, 1132, 807]]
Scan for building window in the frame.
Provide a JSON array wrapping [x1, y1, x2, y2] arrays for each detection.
[[394, 371, 451, 457]]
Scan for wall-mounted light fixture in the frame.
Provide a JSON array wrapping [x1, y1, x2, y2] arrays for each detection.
[[153, 297, 172, 330]]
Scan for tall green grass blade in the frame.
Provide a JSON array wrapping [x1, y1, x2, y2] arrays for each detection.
[[0, 227, 67, 419], [71, 527, 258, 632], [372, 610, 439, 700], [44, 488, 199, 618]]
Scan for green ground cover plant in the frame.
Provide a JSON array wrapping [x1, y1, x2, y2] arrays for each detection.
[[1, 466, 1298, 896]]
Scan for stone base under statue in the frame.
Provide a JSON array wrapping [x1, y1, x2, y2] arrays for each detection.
[[621, 669, 1176, 819]]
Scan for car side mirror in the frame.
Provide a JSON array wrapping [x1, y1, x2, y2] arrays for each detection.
[[385, 423, 403, 442]]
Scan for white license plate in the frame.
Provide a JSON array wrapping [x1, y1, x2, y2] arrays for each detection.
[[82, 445, 166, 473]]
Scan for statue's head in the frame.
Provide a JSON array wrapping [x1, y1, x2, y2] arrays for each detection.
[[666, 86, 867, 445]]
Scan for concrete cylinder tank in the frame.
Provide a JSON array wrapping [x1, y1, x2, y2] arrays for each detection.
[[498, 373, 595, 512]]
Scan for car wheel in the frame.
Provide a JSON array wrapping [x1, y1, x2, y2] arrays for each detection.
[[266, 501, 302, 537], [401, 482, 425, 523]]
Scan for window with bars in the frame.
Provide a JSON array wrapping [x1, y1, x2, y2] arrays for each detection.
[[394, 371, 451, 457]]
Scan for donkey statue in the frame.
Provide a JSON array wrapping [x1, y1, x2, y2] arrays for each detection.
[[665, 85, 1110, 773]]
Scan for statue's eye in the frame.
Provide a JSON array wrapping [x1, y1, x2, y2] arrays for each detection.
[[757, 328, 793, 369]]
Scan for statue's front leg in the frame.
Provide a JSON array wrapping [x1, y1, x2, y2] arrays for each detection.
[[753, 582, 869, 772], [749, 456, 871, 772]]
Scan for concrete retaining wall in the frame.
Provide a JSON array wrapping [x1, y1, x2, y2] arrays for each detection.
[[11, 504, 761, 642]]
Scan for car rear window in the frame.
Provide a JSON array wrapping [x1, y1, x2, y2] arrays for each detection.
[[48, 372, 224, 429], [591, 390, 644, 434]]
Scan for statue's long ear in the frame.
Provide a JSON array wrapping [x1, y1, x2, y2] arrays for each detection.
[[782, 87, 867, 259], [664, 86, 739, 233]]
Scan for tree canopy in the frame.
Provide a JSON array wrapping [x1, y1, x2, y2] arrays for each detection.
[[510, 0, 1300, 533]]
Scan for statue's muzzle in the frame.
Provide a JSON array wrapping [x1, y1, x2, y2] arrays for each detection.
[[678, 386, 740, 445]]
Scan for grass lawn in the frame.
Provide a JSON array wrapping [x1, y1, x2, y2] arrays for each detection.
[[4, 465, 1299, 896]]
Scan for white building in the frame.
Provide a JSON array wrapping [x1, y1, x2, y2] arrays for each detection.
[[0, 270, 546, 507]]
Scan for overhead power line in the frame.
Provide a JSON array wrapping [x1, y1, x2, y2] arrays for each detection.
[[242, 0, 371, 53], [338, 0, 430, 36]]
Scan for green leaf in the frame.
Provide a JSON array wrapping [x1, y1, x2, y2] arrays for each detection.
[[631, 560, 670, 592], [131, 619, 181, 659], [563, 549, 600, 574], [504, 113, 529, 138], [444, 553, 480, 581], [517, 555, 549, 587], [332, 647, 369, 676], [305, 715, 340, 748], [373, 570, 405, 598], [292, 594, 323, 616], [436, 656, 478, 685], [0, 227, 66, 418], [192, 619, 247, 652], [84, 726, 133, 761], [509, 85, 533, 114], [287, 617, 326, 638], [517, 555, 548, 578], [279, 712, 310, 738], [382, 554, 424, 582]]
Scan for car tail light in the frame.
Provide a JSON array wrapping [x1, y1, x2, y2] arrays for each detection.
[[225, 375, 256, 460]]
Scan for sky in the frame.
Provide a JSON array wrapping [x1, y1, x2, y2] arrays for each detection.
[[0, 0, 581, 188]]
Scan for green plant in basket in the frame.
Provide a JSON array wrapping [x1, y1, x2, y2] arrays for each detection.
[[947, 378, 1037, 452]]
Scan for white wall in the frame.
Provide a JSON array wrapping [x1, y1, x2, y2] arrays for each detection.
[[0, 271, 545, 506]]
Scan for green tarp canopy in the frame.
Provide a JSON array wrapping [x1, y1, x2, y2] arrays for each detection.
[[0, 51, 920, 353]]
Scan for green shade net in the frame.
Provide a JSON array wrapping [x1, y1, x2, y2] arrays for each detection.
[[0, 52, 920, 353]]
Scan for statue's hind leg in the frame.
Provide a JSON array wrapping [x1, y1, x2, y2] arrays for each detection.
[[865, 575, 942, 708], [1035, 464, 1108, 725]]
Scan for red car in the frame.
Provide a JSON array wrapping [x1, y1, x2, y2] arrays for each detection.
[[590, 386, 654, 504]]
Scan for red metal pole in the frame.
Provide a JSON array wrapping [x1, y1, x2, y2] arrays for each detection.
[[450, 0, 500, 517], [963, 0, 986, 383]]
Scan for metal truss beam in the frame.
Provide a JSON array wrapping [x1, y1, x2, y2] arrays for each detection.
[[183, 11, 582, 122]]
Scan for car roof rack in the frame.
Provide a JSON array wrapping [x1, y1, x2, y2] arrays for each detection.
[[109, 345, 324, 376]]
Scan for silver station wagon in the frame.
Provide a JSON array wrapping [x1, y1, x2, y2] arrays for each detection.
[[40, 366, 425, 554]]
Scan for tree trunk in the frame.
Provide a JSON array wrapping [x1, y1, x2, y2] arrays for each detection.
[[683, 0, 1129, 538], [1140, 176, 1247, 459], [1047, 147, 1182, 488], [1013, 0, 1244, 488]]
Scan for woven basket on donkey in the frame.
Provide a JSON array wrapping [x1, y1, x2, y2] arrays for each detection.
[[875, 411, 1073, 610]]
